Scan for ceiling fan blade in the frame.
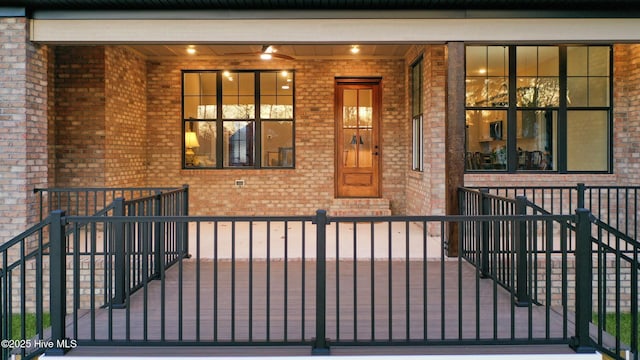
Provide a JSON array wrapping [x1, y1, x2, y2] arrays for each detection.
[[273, 53, 295, 60], [223, 52, 260, 56]]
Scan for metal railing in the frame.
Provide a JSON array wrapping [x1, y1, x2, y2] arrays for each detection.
[[461, 186, 639, 360], [590, 216, 639, 360], [0, 219, 52, 360], [36, 210, 594, 355], [0, 186, 189, 360], [34, 186, 185, 220]]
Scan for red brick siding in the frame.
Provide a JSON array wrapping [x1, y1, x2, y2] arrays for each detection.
[[0, 18, 49, 242], [405, 45, 448, 216], [145, 57, 406, 215], [104, 46, 148, 187], [54, 46, 107, 187]]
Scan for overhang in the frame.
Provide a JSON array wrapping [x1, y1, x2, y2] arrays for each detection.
[[29, 18, 640, 43]]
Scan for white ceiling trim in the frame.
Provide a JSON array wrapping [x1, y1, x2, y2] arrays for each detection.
[[31, 18, 640, 43]]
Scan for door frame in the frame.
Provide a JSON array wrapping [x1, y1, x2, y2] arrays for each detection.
[[334, 77, 382, 198]]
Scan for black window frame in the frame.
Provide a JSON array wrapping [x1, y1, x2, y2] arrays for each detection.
[[182, 69, 295, 170], [411, 56, 424, 172], [464, 44, 613, 174]]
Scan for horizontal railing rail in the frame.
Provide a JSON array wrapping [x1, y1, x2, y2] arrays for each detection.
[[34, 186, 185, 220]]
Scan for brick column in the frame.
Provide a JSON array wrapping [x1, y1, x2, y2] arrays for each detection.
[[0, 17, 49, 243]]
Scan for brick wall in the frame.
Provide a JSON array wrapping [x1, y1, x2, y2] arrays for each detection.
[[105, 46, 148, 187], [53, 45, 148, 189], [613, 44, 640, 184], [54, 46, 107, 187], [0, 17, 49, 243], [145, 56, 406, 215], [405, 45, 448, 217]]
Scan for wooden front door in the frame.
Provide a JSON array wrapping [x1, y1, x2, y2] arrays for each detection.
[[335, 78, 381, 198]]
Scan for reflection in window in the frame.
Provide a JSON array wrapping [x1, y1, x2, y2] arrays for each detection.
[[516, 110, 556, 171], [465, 110, 507, 170], [182, 70, 294, 169], [184, 121, 216, 167], [465, 45, 611, 173], [262, 121, 293, 167], [465, 46, 508, 107], [224, 121, 254, 167], [342, 89, 373, 168]]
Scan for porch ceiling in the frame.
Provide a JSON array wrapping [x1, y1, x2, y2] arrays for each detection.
[[5, 0, 640, 11], [127, 44, 411, 59]]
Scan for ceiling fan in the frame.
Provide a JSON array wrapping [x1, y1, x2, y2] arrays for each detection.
[[225, 45, 295, 60]]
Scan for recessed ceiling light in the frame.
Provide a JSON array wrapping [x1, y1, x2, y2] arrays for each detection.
[[350, 45, 360, 54], [281, 70, 288, 77], [186, 46, 196, 55], [260, 53, 272, 60]]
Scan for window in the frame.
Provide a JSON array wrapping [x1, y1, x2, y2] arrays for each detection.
[[411, 57, 424, 172], [182, 70, 294, 169], [465, 45, 611, 173]]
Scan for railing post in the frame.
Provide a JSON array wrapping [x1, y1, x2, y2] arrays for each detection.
[[577, 183, 586, 209], [153, 192, 163, 278], [570, 208, 596, 353], [480, 188, 491, 278], [47, 210, 68, 355], [514, 195, 529, 307], [181, 184, 190, 258], [312, 209, 330, 355], [112, 197, 126, 308]]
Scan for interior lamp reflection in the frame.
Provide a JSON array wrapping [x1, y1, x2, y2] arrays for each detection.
[[185, 132, 200, 166]]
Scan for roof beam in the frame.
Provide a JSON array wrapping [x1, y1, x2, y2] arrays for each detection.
[[30, 18, 640, 43]]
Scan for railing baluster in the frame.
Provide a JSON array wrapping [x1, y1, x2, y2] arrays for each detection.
[[515, 196, 529, 307], [312, 209, 329, 354], [571, 208, 595, 353], [112, 198, 126, 308], [47, 210, 67, 356]]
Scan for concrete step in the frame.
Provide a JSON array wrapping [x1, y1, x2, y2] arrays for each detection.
[[328, 198, 392, 216]]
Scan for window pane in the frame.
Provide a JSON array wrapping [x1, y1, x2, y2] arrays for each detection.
[[589, 77, 610, 107], [589, 47, 610, 76], [184, 121, 216, 168], [262, 121, 293, 167], [222, 72, 255, 119], [223, 121, 254, 167], [516, 110, 556, 171], [567, 77, 588, 107], [567, 47, 588, 76], [466, 46, 487, 76], [466, 46, 508, 107], [465, 77, 486, 106], [567, 111, 608, 171], [184, 72, 217, 119], [538, 47, 559, 76], [412, 59, 422, 116], [517, 47, 537, 76], [487, 46, 508, 77], [260, 71, 293, 119], [412, 115, 423, 171], [184, 73, 200, 95], [465, 110, 507, 170]]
